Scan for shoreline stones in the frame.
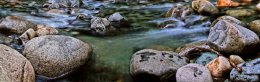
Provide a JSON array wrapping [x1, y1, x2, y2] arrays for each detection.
[[130, 49, 188, 82], [192, 0, 219, 15], [0, 16, 37, 34], [230, 58, 260, 82], [208, 17, 259, 54], [23, 35, 92, 79], [176, 63, 213, 82], [206, 56, 232, 78], [0, 44, 35, 82]]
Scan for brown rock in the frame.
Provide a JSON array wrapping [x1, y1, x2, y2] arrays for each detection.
[[36, 25, 58, 36], [226, 9, 256, 17], [229, 55, 245, 66], [19, 28, 37, 45], [206, 56, 232, 78], [0, 16, 37, 34], [23, 35, 92, 79], [192, 0, 219, 15], [0, 44, 35, 82], [249, 20, 260, 36]]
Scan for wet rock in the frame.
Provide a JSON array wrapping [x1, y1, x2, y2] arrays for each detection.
[[176, 63, 213, 82], [0, 16, 37, 34], [36, 25, 59, 36], [211, 16, 246, 27], [46, 9, 65, 14], [229, 55, 245, 66], [192, 0, 219, 15], [217, 0, 240, 7], [90, 17, 116, 35], [194, 52, 218, 66], [226, 9, 256, 17], [130, 49, 188, 82], [206, 56, 232, 78], [165, 4, 193, 19], [0, 34, 13, 44], [19, 28, 36, 45], [208, 19, 259, 54], [108, 12, 129, 28], [23, 35, 92, 79], [249, 20, 260, 36], [230, 58, 260, 82], [0, 44, 35, 82]]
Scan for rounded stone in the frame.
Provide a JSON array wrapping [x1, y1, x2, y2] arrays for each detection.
[[176, 63, 213, 82], [130, 49, 188, 82], [191, 0, 219, 15], [206, 56, 232, 78], [23, 35, 92, 79], [226, 9, 256, 17], [0, 44, 35, 82], [249, 20, 260, 36], [256, 3, 260, 11], [0, 16, 37, 34], [229, 55, 245, 66]]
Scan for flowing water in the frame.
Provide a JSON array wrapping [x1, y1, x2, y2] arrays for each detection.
[[0, 0, 211, 82]]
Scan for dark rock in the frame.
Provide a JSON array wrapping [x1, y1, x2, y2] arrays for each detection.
[[176, 63, 213, 82], [23, 35, 92, 79], [130, 49, 188, 82]]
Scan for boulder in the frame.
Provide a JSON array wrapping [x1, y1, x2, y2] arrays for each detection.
[[206, 56, 232, 78], [23, 35, 92, 79], [0, 16, 37, 34], [192, 0, 219, 15], [208, 19, 259, 54], [211, 16, 245, 27], [90, 17, 116, 35], [130, 49, 188, 82], [176, 63, 213, 82], [230, 58, 260, 82], [0, 44, 35, 82], [165, 4, 193, 19]]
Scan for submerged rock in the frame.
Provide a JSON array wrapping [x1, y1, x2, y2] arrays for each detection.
[[230, 58, 260, 82], [208, 19, 259, 54], [23, 35, 92, 79], [192, 0, 219, 15], [130, 49, 188, 82], [0, 16, 37, 34], [206, 56, 232, 78], [176, 63, 213, 82], [0, 44, 35, 82]]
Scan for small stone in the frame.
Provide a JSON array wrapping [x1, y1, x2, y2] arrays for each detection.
[[0, 16, 37, 34], [229, 55, 245, 66], [256, 3, 260, 11], [23, 35, 92, 79], [249, 20, 260, 36], [130, 49, 188, 82], [19, 28, 36, 45], [206, 56, 232, 78], [192, 0, 219, 15], [90, 17, 116, 35], [0, 44, 35, 82], [176, 63, 213, 82], [36, 25, 58, 36], [230, 58, 260, 82]]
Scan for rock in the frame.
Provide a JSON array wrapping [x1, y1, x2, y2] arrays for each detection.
[[249, 20, 260, 36], [226, 9, 256, 17], [36, 25, 59, 36], [90, 17, 116, 35], [0, 44, 35, 82], [194, 52, 218, 66], [23, 35, 92, 79], [165, 4, 193, 19], [158, 18, 185, 28], [206, 56, 232, 78], [229, 55, 245, 66], [130, 49, 188, 82], [0, 34, 13, 44], [192, 0, 219, 15], [256, 3, 260, 11], [211, 16, 245, 27], [208, 19, 259, 54], [217, 0, 240, 7], [19, 28, 36, 45], [108, 12, 129, 28], [46, 0, 82, 8], [176, 63, 213, 82], [230, 58, 260, 82], [0, 16, 37, 34], [46, 9, 65, 14]]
